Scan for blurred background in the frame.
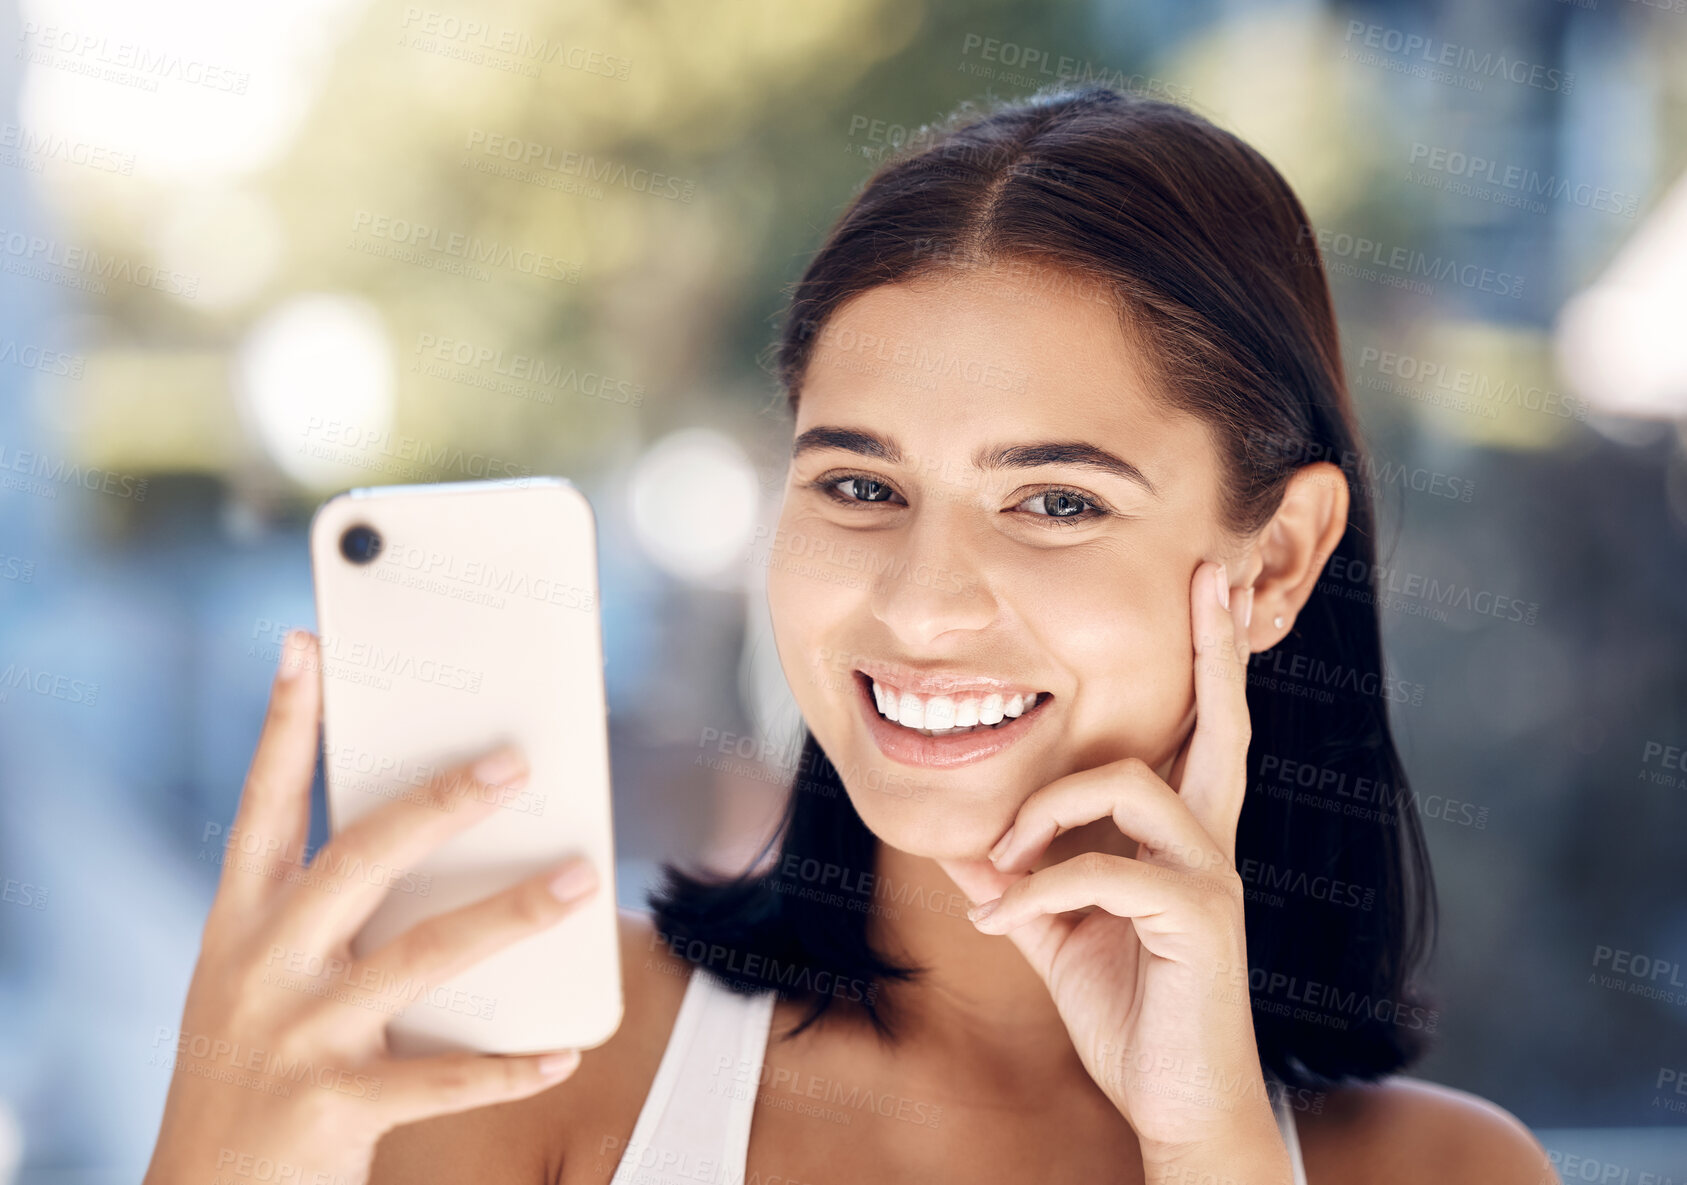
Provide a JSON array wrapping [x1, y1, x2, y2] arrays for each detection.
[[0, 0, 1684, 1179]]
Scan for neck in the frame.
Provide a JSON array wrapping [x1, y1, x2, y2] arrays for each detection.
[[863, 817, 1139, 1095]]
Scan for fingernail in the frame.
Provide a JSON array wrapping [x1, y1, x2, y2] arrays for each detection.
[[987, 825, 1016, 865], [276, 630, 304, 681], [536, 1050, 580, 1077], [967, 897, 1000, 924], [549, 861, 598, 902], [1242, 587, 1256, 629], [1213, 563, 1230, 610], [472, 745, 527, 787]]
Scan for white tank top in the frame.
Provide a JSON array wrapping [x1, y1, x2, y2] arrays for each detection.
[[606, 967, 1310, 1185]]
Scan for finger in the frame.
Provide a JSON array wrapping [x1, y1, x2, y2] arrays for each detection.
[[282, 745, 529, 945], [937, 856, 1077, 984], [988, 758, 1225, 877], [937, 855, 1023, 918], [971, 851, 1234, 962], [375, 1047, 584, 1129], [348, 860, 600, 1020], [219, 630, 322, 910], [1178, 560, 1253, 863]]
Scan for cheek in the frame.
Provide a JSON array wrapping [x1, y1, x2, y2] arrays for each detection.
[[1010, 547, 1196, 772], [763, 513, 865, 711]]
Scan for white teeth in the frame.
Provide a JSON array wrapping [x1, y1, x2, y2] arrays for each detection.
[[867, 678, 1042, 735], [897, 691, 924, 729], [924, 695, 956, 729]]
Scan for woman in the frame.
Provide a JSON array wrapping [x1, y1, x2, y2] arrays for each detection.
[[145, 87, 1555, 1184]]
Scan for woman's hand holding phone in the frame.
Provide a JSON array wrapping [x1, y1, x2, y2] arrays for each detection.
[[143, 630, 601, 1185], [938, 561, 1295, 1182]]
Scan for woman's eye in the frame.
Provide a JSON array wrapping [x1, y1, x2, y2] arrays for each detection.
[[1017, 488, 1106, 523], [814, 474, 902, 505], [807, 474, 1107, 526]]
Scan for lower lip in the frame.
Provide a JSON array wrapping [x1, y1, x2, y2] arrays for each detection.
[[852, 672, 1051, 770]]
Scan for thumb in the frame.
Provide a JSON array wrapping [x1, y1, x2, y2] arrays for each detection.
[[935, 856, 1069, 982], [935, 855, 1021, 910]]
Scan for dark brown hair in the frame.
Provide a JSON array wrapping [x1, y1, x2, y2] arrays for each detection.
[[653, 84, 1437, 1088]]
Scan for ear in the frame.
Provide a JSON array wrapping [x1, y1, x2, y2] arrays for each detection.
[[1242, 461, 1349, 650]]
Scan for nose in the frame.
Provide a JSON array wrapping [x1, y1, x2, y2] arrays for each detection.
[[866, 495, 998, 646]]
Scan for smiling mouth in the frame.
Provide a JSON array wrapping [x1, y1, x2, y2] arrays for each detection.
[[854, 671, 1053, 737]]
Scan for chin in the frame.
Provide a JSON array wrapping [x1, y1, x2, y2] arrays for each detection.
[[838, 775, 1014, 862]]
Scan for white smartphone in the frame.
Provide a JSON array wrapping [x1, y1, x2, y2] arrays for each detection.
[[308, 477, 622, 1056]]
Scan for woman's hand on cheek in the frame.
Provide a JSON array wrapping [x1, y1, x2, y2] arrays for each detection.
[[936, 561, 1294, 1181]]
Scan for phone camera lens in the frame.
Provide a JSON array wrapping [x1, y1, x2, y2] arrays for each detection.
[[340, 524, 383, 565]]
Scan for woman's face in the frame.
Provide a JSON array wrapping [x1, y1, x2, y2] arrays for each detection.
[[764, 265, 1240, 860]]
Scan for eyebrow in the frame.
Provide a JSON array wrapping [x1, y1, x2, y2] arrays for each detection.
[[790, 426, 1160, 498]]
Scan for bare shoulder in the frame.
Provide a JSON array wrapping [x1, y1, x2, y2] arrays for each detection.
[[1299, 1075, 1557, 1185], [369, 909, 694, 1185]]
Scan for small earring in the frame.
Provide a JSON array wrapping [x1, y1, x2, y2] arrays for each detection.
[[1273, 615, 1285, 629]]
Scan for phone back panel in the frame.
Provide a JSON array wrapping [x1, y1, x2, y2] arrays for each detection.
[[309, 478, 622, 1055]]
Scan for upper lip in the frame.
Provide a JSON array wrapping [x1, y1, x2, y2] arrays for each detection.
[[852, 659, 1051, 701]]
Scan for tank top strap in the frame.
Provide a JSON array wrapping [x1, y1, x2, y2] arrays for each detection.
[[1272, 1084, 1310, 1185], [607, 968, 777, 1185]]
